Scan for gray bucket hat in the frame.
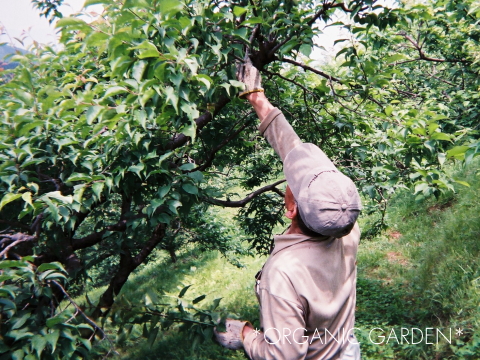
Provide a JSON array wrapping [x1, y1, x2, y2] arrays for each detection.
[[283, 143, 362, 238]]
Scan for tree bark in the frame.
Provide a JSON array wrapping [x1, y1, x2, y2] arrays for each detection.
[[92, 223, 166, 319]]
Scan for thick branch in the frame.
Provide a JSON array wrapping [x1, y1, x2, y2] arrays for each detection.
[[164, 95, 230, 150], [205, 179, 286, 207], [72, 222, 124, 251], [72, 194, 144, 251], [92, 223, 166, 318], [192, 116, 252, 172]]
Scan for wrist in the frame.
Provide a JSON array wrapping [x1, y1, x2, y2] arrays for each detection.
[[245, 91, 266, 104], [242, 322, 254, 339]]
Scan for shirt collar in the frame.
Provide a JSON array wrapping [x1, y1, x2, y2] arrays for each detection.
[[271, 232, 331, 256]]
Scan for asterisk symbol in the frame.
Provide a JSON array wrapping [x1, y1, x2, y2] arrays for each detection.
[[456, 328, 463, 337], [253, 328, 261, 337]]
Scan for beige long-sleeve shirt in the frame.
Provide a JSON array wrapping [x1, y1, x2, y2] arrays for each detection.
[[243, 108, 360, 360]]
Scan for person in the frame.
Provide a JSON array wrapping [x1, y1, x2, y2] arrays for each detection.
[[214, 57, 362, 360]]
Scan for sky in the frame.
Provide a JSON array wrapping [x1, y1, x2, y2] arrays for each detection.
[[0, 0, 103, 49]]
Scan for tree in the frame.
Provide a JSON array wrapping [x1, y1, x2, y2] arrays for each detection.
[[1, 0, 479, 356]]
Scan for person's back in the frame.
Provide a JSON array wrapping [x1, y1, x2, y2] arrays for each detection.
[[214, 56, 362, 360], [253, 224, 359, 359]]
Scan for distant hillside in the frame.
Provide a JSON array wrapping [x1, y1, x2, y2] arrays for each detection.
[[0, 44, 27, 60], [0, 44, 28, 71]]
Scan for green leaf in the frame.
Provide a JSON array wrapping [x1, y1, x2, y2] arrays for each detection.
[[158, 0, 183, 15], [182, 183, 198, 195], [299, 44, 312, 57], [179, 163, 195, 170], [167, 199, 182, 214], [147, 327, 159, 348], [0, 193, 23, 211], [130, 41, 160, 58], [164, 86, 178, 112], [128, 163, 145, 177], [438, 153, 446, 166], [446, 146, 469, 158], [430, 132, 451, 141], [31, 334, 47, 358], [45, 330, 60, 353], [86, 105, 103, 125], [180, 122, 196, 141], [453, 179, 470, 187], [84, 0, 113, 6], [11, 312, 30, 330], [55, 17, 89, 30], [66, 173, 91, 182], [158, 185, 171, 198], [0, 298, 16, 311], [123, 0, 151, 9], [43, 191, 73, 204], [281, 39, 300, 54], [12, 89, 33, 106], [37, 262, 65, 273], [0, 260, 27, 270], [78, 337, 92, 351], [132, 60, 148, 82], [385, 54, 408, 63], [241, 17, 263, 25], [16, 121, 44, 137], [192, 294, 206, 304], [233, 6, 247, 17], [11, 350, 23, 360], [385, 105, 394, 116], [233, 27, 248, 40], [104, 86, 128, 98], [178, 284, 191, 298], [46, 317, 65, 328], [92, 182, 105, 199], [135, 109, 147, 129]]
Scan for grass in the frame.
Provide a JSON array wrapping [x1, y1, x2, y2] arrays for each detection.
[[86, 160, 480, 359]]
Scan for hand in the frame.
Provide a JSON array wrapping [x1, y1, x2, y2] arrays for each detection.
[[236, 55, 263, 99], [214, 319, 251, 350]]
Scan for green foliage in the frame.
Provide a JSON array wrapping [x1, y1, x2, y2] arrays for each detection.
[[0, 259, 92, 359], [355, 160, 480, 359], [31, 0, 64, 23]]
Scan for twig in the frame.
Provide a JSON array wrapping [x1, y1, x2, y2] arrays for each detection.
[[396, 32, 470, 64], [0, 235, 36, 258], [51, 280, 119, 355], [280, 58, 342, 82]]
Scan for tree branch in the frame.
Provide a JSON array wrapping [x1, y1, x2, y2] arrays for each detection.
[[204, 179, 286, 207], [280, 58, 342, 82], [72, 194, 145, 251], [50, 280, 118, 355], [0, 219, 31, 232], [92, 223, 166, 318], [396, 32, 470, 64], [164, 95, 230, 150], [191, 114, 253, 172], [0, 233, 37, 258]]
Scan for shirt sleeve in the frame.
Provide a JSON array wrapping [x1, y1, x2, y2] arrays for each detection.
[[243, 289, 309, 360], [258, 108, 303, 162]]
